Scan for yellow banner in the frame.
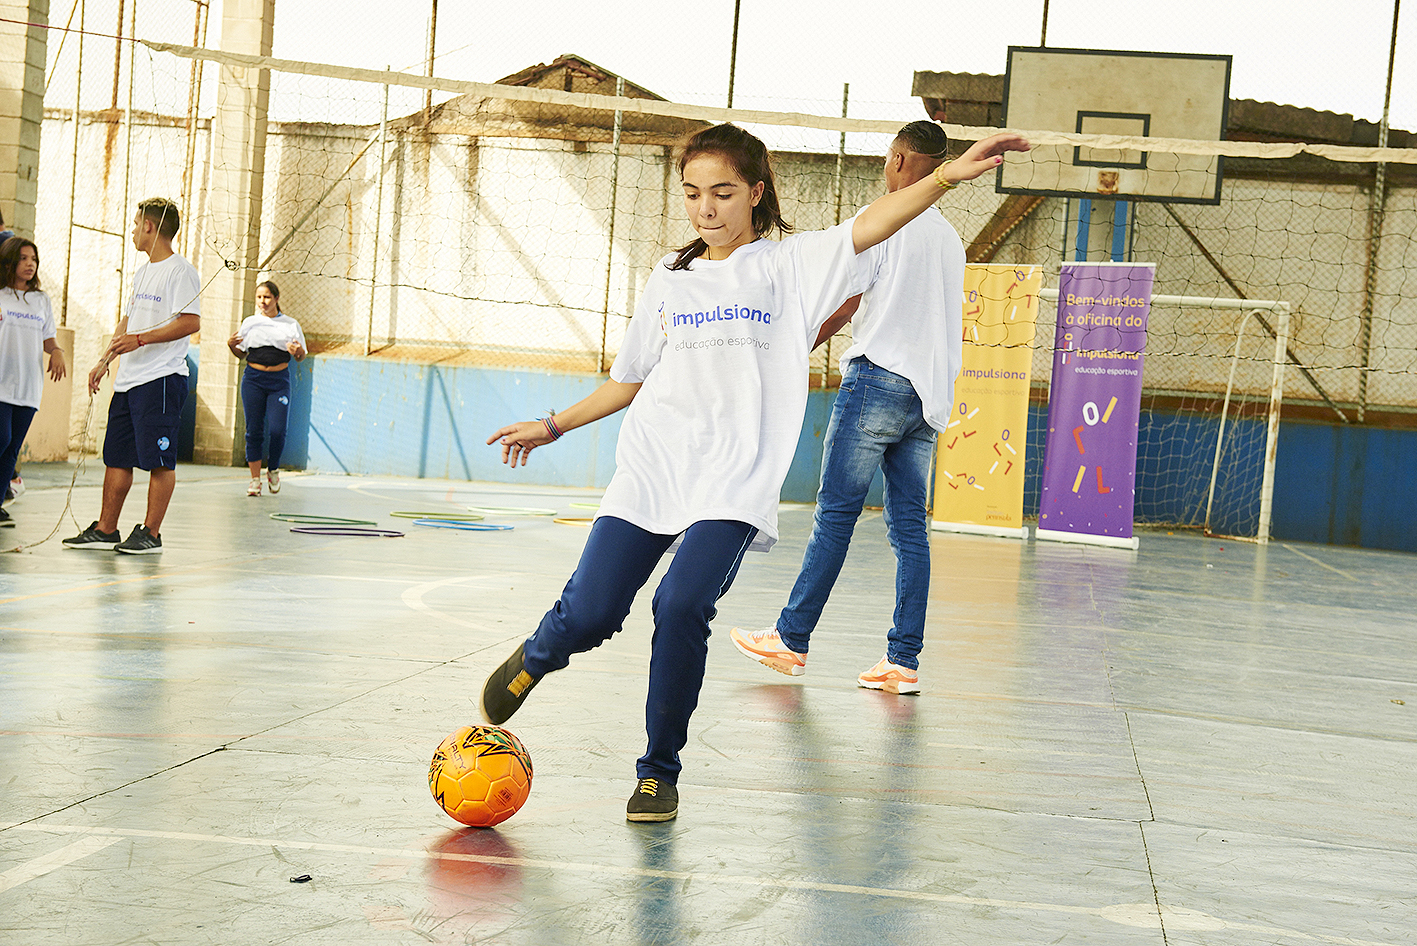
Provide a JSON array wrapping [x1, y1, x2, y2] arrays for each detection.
[[932, 265, 1041, 536]]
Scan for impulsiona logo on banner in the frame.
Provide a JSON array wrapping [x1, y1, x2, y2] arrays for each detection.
[[933, 265, 1040, 538]]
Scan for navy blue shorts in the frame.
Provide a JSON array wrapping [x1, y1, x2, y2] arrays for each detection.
[[103, 374, 189, 471]]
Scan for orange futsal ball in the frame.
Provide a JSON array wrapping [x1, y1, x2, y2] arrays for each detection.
[[429, 725, 534, 828]]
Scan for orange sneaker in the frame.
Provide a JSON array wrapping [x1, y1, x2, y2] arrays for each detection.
[[729, 625, 806, 676], [857, 656, 920, 694]]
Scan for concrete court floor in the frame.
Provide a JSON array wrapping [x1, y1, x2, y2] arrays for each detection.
[[1, 460, 1414, 946]]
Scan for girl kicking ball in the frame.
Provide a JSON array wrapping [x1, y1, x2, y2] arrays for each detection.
[[482, 123, 1028, 822]]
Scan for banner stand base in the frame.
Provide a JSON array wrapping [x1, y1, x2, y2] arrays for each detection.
[[1035, 528, 1140, 551], [932, 521, 1029, 541]]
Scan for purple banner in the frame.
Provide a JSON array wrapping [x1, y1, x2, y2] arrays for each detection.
[[1038, 263, 1154, 546]]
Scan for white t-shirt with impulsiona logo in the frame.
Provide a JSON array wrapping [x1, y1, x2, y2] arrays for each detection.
[[113, 253, 201, 393], [0, 287, 57, 409], [603, 221, 864, 551]]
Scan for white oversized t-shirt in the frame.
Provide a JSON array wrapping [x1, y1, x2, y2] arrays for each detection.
[[840, 207, 965, 432], [234, 313, 307, 355], [113, 253, 201, 393], [0, 288, 57, 409], [603, 221, 864, 551]]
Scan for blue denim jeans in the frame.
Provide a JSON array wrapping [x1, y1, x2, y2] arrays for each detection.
[[523, 516, 758, 783], [777, 357, 936, 670]]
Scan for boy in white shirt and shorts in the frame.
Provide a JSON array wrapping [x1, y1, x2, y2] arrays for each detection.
[[64, 197, 201, 554]]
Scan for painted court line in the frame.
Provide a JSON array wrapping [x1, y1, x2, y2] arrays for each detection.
[[0, 834, 123, 894], [8, 824, 1404, 946], [1281, 544, 1361, 582]]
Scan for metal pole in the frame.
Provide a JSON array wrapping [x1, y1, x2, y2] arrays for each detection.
[[1205, 308, 1259, 536], [727, 0, 741, 108], [116, 0, 136, 328], [1356, 0, 1400, 423], [43, 0, 81, 94], [599, 76, 624, 374], [365, 76, 390, 356], [61, 0, 85, 326], [1257, 306, 1291, 544], [832, 83, 848, 225], [825, 82, 848, 388], [110, 0, 125, 109], [423, 0, 438, 115], [180, 1, 208, 237], [1040, 0, 1050, 45]]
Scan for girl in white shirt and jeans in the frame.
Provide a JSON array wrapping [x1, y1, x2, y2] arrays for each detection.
[[0, 237, 67, 528], [227, 280, 306, 496], [480, 123, 1028, 822]]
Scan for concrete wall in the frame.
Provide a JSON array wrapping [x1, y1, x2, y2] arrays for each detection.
[[16, 326, 72, 463], [0, 0, 46, 237], [284, 356, 838, 503], [27, 86, 1417, 552], [183, 353, 1411, 553]]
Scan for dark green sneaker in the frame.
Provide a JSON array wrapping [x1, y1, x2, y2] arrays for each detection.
[[626, 778, 678, 823], [479, 642, 540, 725]]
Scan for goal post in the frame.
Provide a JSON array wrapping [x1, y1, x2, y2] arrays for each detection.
[[1208, 302, 1290, 544], [1041, 288, 1291, 543]]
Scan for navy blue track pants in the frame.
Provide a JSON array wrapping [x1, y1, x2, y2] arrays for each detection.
[[522, 515, 757, 783], [241, 365, 291, 469]]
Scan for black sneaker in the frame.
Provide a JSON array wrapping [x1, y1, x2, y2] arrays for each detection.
[[115, 524, 163, 555], [0, 506, 12, 528], [62, 521, 121, 549], [479, 642, 540, 725], [626, 778, 678, 823]]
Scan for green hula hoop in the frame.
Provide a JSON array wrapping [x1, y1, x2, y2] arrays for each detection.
[[465, 505, 557, 517], [389, 510, 485, 521], [270, 513, 377, 525]]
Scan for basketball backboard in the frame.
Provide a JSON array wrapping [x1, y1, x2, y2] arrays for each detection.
[[999, 47, 1231, 204]]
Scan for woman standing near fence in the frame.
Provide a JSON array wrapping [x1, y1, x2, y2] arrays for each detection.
[[0, 237, 67, 528], [227, 280, 306, 496]]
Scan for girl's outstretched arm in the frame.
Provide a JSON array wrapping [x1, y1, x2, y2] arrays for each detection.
[[487, 378, 643, 467], [852, 132, 1031, 254]]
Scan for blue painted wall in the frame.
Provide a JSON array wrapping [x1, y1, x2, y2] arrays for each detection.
[[287, 357, 869, 503], [1268, 421, 1417, 552], [185, 352, 1416, 552], [1020, 401, 1417, 553]]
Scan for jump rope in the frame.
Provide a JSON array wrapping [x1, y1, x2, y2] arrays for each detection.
[[2, 194, 237, 554]]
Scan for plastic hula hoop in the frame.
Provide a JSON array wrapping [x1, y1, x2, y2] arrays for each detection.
[[389, 510, 485, 521], [412, 519, 514, 531], [270, 514, 377, 525], [290, 526, 404, 537], [465, 505, 557, 517], [553, 517, 594, 526]]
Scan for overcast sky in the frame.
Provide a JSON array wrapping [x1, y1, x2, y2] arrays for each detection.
[[46, 0, 1416, 136]]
